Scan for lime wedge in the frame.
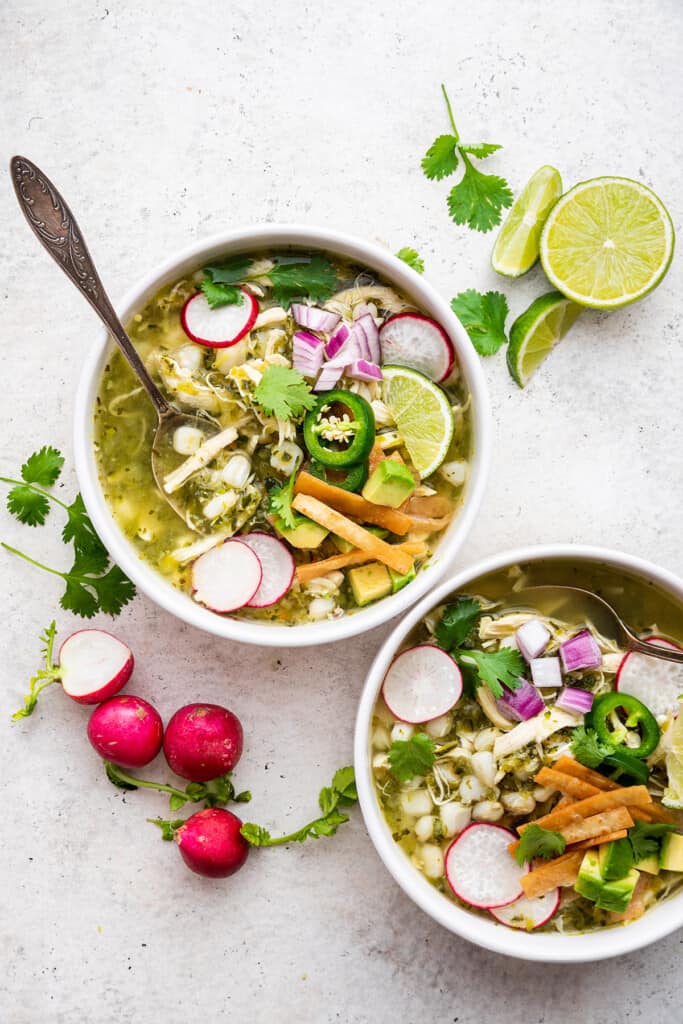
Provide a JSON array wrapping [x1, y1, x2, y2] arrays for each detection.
[[540, 176, 674, 309], [382, 365, 454, 478], [663, 699, 683, 809], [507, 291, 582, 387], [492, 165, 563, 277]]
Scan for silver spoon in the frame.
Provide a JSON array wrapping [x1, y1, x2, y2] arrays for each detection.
[[11, 155, 221, 534], [514, 585, 683, 665]]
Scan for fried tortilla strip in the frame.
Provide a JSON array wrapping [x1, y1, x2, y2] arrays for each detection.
[[291, 494, 414, 574], [534, 767, 598, 801], [294, 542, 426, 584], [294, 471, 412, 534], [568, 829, 628, 852], [520, 852, 584, 900], [517, 786, 652, 836], [553, 757, 674, 824], [560, 806, 634, 845]]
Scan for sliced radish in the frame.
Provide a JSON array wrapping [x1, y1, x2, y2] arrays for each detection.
[[59, 630, 133, 705], [445, 823, 528, 909], [490, 889, 560, 930], [240, 532, 295, 608], [382, 644, 462, 723], [191, 539, 263, 613], [379, 313, 455, 382], [616, 637, 683, 717], [181, 289, 258, 348]]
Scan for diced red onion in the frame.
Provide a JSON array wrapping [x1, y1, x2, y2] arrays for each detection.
[[325, 323, 354, 359], [346, 359, 383, 382], [497, 679, 545, 722], [515, 619, 551, 661], [559, 629, 602, 672], [353, 303, 375, 320], [292, 331, 325, 378], [530, 657, 563, 689], [291, 303, 340, 333], [314, 363, 344, 391], [355, 313, 381, 364], [555, 686, 594, 715]]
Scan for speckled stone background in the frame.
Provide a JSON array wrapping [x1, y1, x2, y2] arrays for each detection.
[[1, 1, 682, 1021]]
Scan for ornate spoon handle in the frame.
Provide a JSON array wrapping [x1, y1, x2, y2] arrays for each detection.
[[11, 155, 170, 417]]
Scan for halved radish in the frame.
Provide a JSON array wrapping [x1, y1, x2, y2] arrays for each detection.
[[379, 313, 455, 382], [181, 289, 258, 348], [240, 532, 295, 608], [616, 637, 683, 717], [59, 630, 134, 705], [445, 823, 528, 909], [382, 644, 462, 723], [191, 539, 263, 613], [490, 888, 560, 930]]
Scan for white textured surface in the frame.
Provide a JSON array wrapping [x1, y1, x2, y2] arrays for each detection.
[[1, 1, 682, 1021]]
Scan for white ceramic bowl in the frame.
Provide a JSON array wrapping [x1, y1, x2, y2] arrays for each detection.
[[354, 544, 683, 962], [74, 225, 491, 646]]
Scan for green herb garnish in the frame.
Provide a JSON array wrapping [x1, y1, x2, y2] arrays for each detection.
[[457, 647, 525, 699], [422, 84, 512, 233], [105, 762, 251, 811], [451, 289, 509, 355], [627, 821, 677, 863], [570, 726, 615, 769], [434, 596, 482, 651], [267, 254, 338, 308], [254, 365, 316, 422], [240, 766, 357, 846], [387, 733, 436, 782], [515, 824, 566, 866], [395, 247, 425, 273], [200, 278, 243, 308]]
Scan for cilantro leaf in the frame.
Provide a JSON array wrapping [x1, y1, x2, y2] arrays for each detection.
[[240, 767, 357, 846], [388, 733, 436, 782], [254, 365, 316, 421], [396, 247, 425, 273], [628, 821, 677, 863], [434, 596, 482, 651], [21, 446, 64, 487], [203, 255, 254, 285], [460, 143, 502, 159], [516, 824, 566, 866], [268, 477, 297, 530], [7, 484, 50, 526], [451, 289, 509, 356], [267, 254, 338, 308], [90, 565, 136, 616], [200, 278, 243, 308], [447, 164, 513, 233], [421, 134, 459, 180], [60, 576, 98, 618], [62, 494, 108, 556], [570, 726, 615, 769], [457, 648, 525, 699]]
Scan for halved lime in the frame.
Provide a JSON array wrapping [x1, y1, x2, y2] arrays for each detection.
[[492, 165, 563, 277], [507, 291, 582, 387], [382, 365, 454, 478], [540, 177, 674, 309], [663, 699, 683, 809]]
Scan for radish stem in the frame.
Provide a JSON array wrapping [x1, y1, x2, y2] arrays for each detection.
[[105, 761, 251, 811], [440, 83, 460, 142], [12, 621, 62, 720]]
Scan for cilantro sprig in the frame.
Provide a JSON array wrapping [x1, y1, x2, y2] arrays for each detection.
[[457, 647, 525, 700], [106, 762, 251, 812], [434, 596, 482, 651], [451, 289, 510, 356], [570, 726, 616, 769], [2, 447, 135, 618], [422, 84, 513, 233], [515, 824, 566, 866], [387, 733, 436, 782], [267, 468, 298, 531], [239, 766, 357, 847], [627, 821, 676, 863], [254, 365, 316, 422], [267, 254, 338, 308], [396, 247, 425, 273]]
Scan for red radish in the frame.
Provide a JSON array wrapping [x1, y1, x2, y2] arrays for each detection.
[[382, 644, 462, 723], [87, 695, 163, 768], [174, 808, 249, 878], [59, 629, 133, 704], [616, 637, 683, 717], [379, 313, 455, 382], [444, 823, 528, 909], [490, 888, 560, 930], [163, 702, 243, 781], [240, 532, 295, 608], [191, 539, 262, 613], [181, 289, 258, 348]]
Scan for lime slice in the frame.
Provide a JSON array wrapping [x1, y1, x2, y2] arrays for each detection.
[[492, 165, 563, 277], [663, 699, 683, 808], [540, 177, 674, 309], [507, 291, 582, 387], [382, 365, 454, 478]]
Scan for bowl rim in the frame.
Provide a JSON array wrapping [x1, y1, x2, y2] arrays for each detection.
[[353, 542, 683, 962], [73, 224, 492, 646]]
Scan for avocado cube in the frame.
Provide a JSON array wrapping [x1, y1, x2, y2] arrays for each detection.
[[275, 514, 328, 549], [595, 868, 640, 913], [660, 832, 683, 872], [362, 459, 416, 508], [574, 850, 603, 902], [599, 838, 634, 881], [634, 853, 661, 876], [348, 562, 392, 606], [389, 564, 417, 594], [332, 526, 387, 554]]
